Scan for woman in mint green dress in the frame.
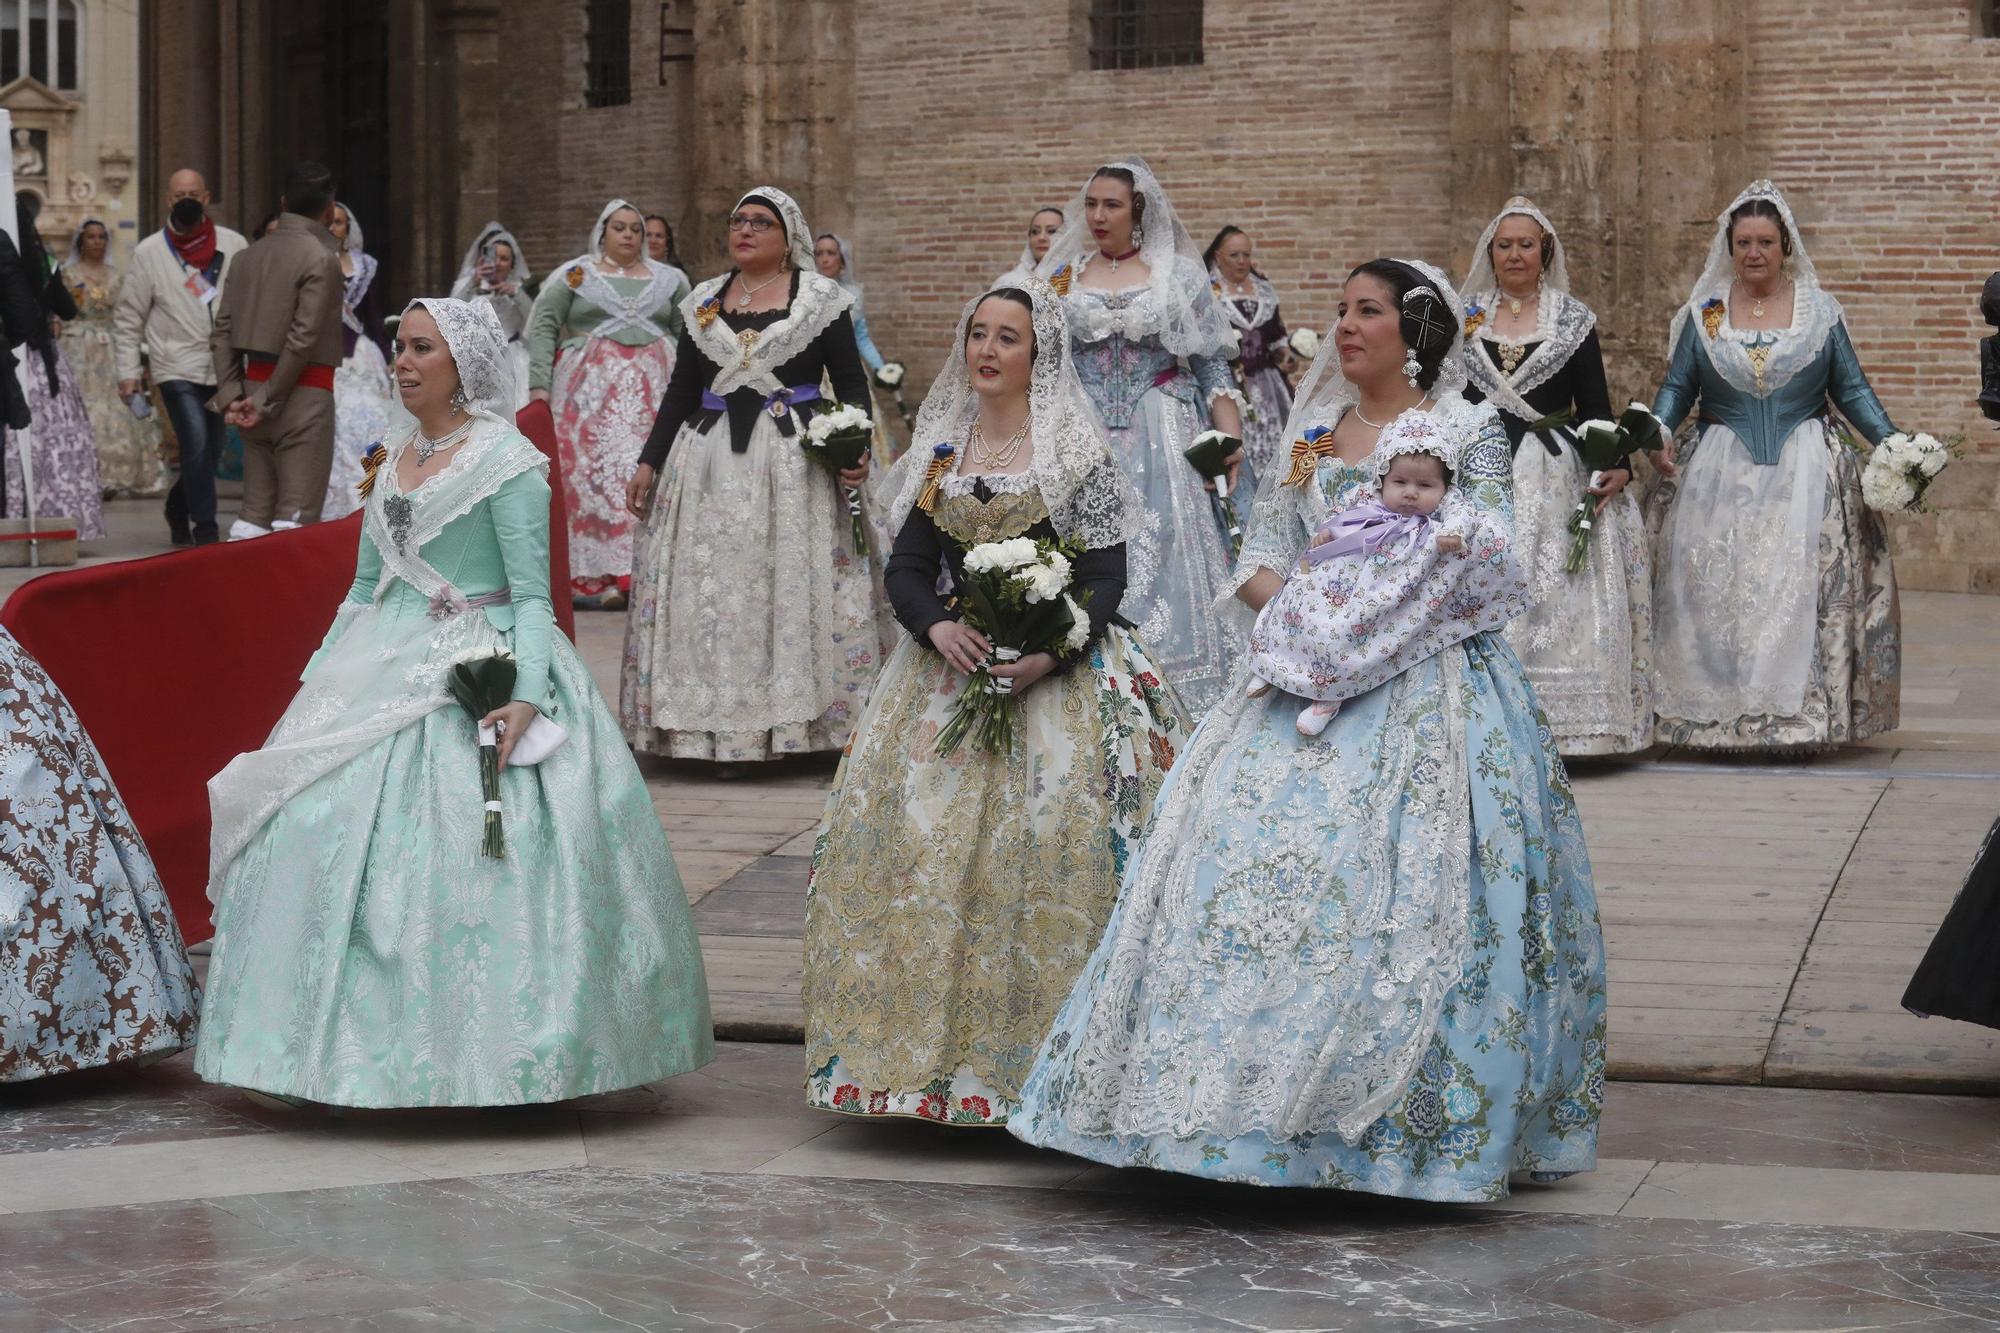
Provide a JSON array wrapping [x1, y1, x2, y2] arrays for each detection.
[[196, 297, 713, 1109]]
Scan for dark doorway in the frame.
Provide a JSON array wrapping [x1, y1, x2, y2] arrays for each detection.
[[272, 1, 392, 297]]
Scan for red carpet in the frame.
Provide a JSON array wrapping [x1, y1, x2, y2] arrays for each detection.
[[0, 411, 578, 943]]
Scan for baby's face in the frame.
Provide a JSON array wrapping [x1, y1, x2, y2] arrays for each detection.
[[1380, 454, 1449, 516]]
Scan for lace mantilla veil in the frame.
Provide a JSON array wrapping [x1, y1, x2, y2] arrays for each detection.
[[401, 297, 519, 426], [1033, 155, 1238, 361], [1457, 198, 1599, 412], [1667, 179, 1841, 398], [738, 186, 817, 273], [886, 278, 1140, 551], [449, 221, 532, 298]]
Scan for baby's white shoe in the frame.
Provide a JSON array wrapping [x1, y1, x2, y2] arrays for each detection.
[[1246, 674, 1273, 699], [1297, 700, 1340, 737]]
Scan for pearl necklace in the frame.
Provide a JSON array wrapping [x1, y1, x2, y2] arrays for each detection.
[[413, 416, 474, 464], [969, 417, 1029, 471], [1353, 394, 1433, 431]]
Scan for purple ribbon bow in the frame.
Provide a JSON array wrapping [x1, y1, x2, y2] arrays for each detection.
[[1303, 501, 1429, 566]]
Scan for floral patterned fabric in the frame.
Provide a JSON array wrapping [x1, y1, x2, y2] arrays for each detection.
[[552, 335, 676, 587], [620, 410, 887, 763], [802, 506, 1189, 1124], [1009, 405, 1607, 1203], [1247, 490, 1523, 708], [2, 627, 198, 1082], [4, 343, 103, 540], [63, 269, 165, 496], [1645, 418, 1898, 751], [1506, 439, 1654, 756]]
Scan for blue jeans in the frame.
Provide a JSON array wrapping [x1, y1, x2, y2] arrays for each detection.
[[158, 379, 222, 540]]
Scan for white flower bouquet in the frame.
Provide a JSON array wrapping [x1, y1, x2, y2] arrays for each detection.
[[873, 361, 905, 388], [1563, 403, 1664, 574], [1287, 328, 1319, 361], [1861, 431, 1955, 513], [804, 402, 874, 552], [935, 535, 1092, 757]]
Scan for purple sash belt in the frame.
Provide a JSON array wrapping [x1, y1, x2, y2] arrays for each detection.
[[698, 383, 823, 448], [1303, 502, 1428, 567], [428, 586, 513, 620]]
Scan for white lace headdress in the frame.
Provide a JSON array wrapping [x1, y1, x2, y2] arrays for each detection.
[[1373, 409, 1462, 478], [449, 221, 531, 298], [1033, 156, 1238, 360], [401, 297, 516, 423], [335, 201, 365, 256], [1668, 179, 1841, 397], [737, 187, 816, 274], [1281, 256, 1470, 442], [822, 233, 861, 294], [1457, 198, 1598, 411], [584, 198, 644, 261], [886, 279, 1140, 550]]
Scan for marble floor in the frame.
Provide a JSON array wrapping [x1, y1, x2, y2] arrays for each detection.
[[6, 1043, 2000, 1331]]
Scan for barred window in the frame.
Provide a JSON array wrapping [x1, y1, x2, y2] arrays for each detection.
[[0, 0, 81, 91], [585, 0, 631, 108], [1087, 0, 1203, 71]]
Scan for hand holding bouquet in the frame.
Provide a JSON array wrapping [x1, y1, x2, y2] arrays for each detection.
[[1184, 429, 1245, 555], [1861, 431, 1955, 513], [803, 403, 874, 553], [1563, 404, 1663, 574], [934, 536, 1092, 757], [445, 650, 517, 859]]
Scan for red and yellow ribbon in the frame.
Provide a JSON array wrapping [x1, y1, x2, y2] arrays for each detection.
[[1283, 426, 1339, 488], [356, 442, 388, 500], [917, 443, 957, 513]]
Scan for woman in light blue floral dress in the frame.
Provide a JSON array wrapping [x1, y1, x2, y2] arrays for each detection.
[[1010, 260, 1606, 1203], [1036, 158, 1250, 715], [196, 297, 712, 1108]]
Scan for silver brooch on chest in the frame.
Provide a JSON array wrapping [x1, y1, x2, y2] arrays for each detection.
[[383, 493, 414, 551]]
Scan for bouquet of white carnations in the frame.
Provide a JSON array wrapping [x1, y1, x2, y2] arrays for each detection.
[[444, 649, 516, 859], [804, 402, 874, 553], [873, 361, 905, 389], [935, 536, 1092, 757], [1563, 403, 1664, 574], [1287, 328, 1319, 362], [1861, 431, 1954, 513]]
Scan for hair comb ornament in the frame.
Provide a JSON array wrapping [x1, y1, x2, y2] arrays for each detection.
[[1401, 285, 1451, 351]]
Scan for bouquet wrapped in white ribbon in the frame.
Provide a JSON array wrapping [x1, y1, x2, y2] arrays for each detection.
[[1861, 431, 1954, 513], [935, 536, 1091, 757]]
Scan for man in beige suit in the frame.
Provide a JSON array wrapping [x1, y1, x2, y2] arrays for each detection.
[[209, 160, 346, 537]]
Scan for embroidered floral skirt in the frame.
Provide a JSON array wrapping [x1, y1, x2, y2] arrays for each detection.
[[66, 321, 165, 496], [802, 628, 1189, 1125], [620, 411, 887, 763], [1240, 363, 1293, 481], [1008, 635, 1606, 1201], [197, 618, 713, 1107], [4, 344, 103, 540], [2, 628, 198, 1082], [1646, 421, 1898, 752], [551, 336, 676, 589], [1505, 434, 1654, 756]]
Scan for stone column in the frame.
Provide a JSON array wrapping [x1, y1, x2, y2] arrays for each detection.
[[1447, 0, 1746, 402]]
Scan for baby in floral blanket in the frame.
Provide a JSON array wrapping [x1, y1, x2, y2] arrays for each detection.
[[1248, 411, 1511, 736]]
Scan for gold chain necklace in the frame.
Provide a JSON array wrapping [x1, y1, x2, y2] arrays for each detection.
[[969, 417, 1029, 471]]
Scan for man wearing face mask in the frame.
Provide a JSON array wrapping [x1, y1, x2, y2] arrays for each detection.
[[112, 168, 249, 545], [208, 160, 344, 538]]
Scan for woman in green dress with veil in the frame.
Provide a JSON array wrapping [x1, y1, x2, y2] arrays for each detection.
[[196, 296, 712, 1109]]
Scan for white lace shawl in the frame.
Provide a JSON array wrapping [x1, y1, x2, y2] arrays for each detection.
[[884, 279, 1139, 551], [1668, 179, 1843, 399], [1459, 290, 1599, 423], [1211, 270, 1279, 332], [678, 269, 853, 399], [1033, 156, 1238, 360]]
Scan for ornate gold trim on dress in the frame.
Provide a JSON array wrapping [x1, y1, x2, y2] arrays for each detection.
[[934, 489, 1051, 547], [1284, 425, 1339, 488], [735, 328, 759, 369], [1700, 297, 1726, 340], [694, 295, 722, 330], [1747, 343, 1772, 394]]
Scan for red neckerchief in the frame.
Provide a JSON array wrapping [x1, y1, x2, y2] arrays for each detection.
[[167, 215, 218, 271]]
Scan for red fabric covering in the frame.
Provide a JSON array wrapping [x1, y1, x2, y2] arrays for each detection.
[[515, 399, 576, 633], [0, 410, 577, 943]]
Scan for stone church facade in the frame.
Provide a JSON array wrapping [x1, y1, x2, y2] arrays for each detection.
[[144, 0, 1999, 590]]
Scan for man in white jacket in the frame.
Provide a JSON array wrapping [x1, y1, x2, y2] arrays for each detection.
[[113, 169, 248, 546]]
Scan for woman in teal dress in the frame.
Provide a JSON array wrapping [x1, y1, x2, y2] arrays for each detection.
[[1010, 260, 1606, 1203], [196, 297, 713, 1109]]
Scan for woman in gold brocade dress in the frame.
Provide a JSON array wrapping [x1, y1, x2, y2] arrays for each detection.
[[802, 280, 1187, 1126]]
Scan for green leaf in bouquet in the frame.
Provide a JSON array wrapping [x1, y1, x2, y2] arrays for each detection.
[[446, 655, 517, 717], [1183, 432, 1239, 480], [811, 430, 873, 471], [1615, 403, 1664, 455], [1571, 423, 1630, 474]]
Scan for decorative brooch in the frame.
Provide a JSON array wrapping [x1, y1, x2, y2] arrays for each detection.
[[1700, 297, 1726, 339], [1462, 303, 1487, 339], [1048, 264, 1072, 297], [565, 264, 585, 290], [356, 441, 388, 500], [1283, 425, 1339, 488], [917, 442, 957, 513], [694, 294, 723, 330]]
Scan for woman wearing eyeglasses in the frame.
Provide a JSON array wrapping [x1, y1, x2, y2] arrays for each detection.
[[619, 188, 886, 765], [528, 199, 692, 609]]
